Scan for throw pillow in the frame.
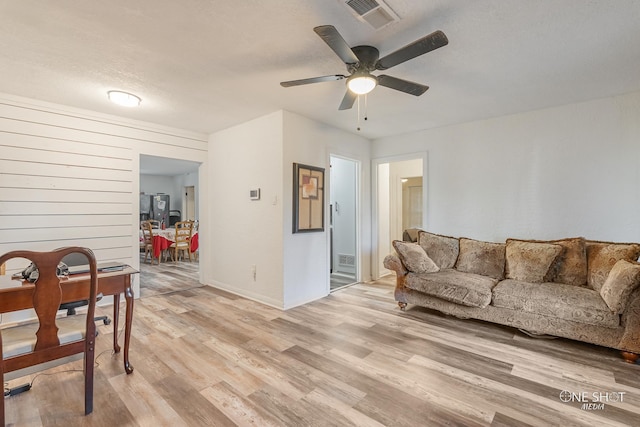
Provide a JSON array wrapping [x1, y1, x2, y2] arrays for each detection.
[[418, 231, 459, 269], [392, 240, 440, 274], [549, 237, 588, 286], [505, 240, 564, 283], [586, 241, 640, 292], [600, 259, 640, 314], [455, 238, 505, 280]]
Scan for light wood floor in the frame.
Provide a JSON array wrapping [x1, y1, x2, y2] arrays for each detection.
[[4, 260, 640, 426]]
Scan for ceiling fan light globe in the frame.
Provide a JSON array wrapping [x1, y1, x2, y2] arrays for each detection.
[[347, 75, 377, 95]]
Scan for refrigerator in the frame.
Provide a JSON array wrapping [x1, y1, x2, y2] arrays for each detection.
[[150, 194, 170, 225], [140, 194, 151, 221]]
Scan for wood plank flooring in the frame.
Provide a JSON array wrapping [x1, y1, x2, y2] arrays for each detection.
[[4, 261, 640, 426]]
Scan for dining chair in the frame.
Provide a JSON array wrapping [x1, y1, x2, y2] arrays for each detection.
[[140, 221, 157, 264], [0, 247, 99, 423], [169, 221, 193, 262]]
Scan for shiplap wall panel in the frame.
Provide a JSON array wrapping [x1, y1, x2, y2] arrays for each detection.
[[2, 175, 132, 193], [0, 102, 206, 150], [2, 225, 132, 244], [7, 214, 131, 229], [0, 201, 132, 215], [0, 94, 207, 300], [0, 117, 204, 157], [1, 146, 132, 170], [0, 160, 133, 181], [0, 236, 133, 255], [2, 188, 131, 204]]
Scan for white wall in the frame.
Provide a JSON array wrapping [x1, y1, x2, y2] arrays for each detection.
[[282, 111, 371, 308], [372, 90, 640, 243], [208, 111, 285, 307], [0, 93, 208, 319], [207, 110, 371, 309]]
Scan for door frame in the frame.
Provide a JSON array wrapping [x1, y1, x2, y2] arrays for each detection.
[[371, 151, 428, 279]]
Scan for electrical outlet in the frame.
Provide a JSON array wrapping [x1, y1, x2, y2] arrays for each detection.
[[251, 265, 256, 281]]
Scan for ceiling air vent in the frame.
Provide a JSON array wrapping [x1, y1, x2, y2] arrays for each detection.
[[345, 0, 399, 30]]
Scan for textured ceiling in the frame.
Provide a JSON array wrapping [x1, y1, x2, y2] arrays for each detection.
[[1, 1, 639, 140]]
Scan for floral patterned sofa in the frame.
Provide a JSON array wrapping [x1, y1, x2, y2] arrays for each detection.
[[384, 232, 640, 362]]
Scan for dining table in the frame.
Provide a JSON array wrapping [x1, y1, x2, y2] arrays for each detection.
[[140, 228, 199, 260]]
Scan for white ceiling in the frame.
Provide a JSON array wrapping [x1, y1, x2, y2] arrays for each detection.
[[1, 1, 639, 140]]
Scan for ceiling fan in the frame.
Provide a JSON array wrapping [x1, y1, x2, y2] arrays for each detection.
[[280, 25, 448, 110]]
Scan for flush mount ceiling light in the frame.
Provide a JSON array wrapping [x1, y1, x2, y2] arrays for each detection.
[[107, 90, 141, 107], [347, 74, 377, 95]]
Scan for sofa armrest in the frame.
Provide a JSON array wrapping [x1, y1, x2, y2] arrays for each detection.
[[383, 254, 409, 288], [618, 287, 640, 353], [384, 254, 407, 275]]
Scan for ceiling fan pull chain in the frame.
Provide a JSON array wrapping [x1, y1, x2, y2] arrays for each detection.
[[357, 95, 361, 131], [364, 94, 368, 122]]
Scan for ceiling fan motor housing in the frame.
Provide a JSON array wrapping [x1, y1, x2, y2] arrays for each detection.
[[348, 45, 380, 73]]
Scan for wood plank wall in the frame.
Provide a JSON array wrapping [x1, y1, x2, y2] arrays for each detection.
[[0, 95, 208, 279]]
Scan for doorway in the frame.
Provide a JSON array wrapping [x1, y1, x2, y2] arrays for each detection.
[[139, 154, 201, 296], [373, 155, 426, 279], [329, 156, 358, 291]]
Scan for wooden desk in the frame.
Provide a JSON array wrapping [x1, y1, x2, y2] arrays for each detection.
[[0, 266, 138, 374]]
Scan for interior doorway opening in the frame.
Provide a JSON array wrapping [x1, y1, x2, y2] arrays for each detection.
[[329, 155, 359, 291], [374, 155, 425, 279], [139, 154, 201, 296]]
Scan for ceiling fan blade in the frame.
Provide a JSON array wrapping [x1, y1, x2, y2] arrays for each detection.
[[313, 25, 360, 65], [338, 90, 357, 110], [377, 75, 429, 96], [375, 30, 448, 71], [280, 75, 346, 87]]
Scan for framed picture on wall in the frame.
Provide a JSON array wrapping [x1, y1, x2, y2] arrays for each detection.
[[293, 162, 325, 233]]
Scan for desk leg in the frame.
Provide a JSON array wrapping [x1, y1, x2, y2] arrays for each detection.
[[112, 293, 121, 354], [123, 282, 135, 374]]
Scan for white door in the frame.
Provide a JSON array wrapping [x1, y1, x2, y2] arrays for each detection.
[[185, 186, 195, 221], [330, 156, 358, 280]]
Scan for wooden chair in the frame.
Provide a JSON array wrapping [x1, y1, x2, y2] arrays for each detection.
[[140, 221, 157, 264], [168, 221, 193, 262], [0, 247, 99, 423]]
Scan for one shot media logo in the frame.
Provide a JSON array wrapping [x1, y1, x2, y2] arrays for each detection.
[[559, 390, 626, 411]]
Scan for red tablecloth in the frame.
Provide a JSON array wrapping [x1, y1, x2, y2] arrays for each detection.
[[141, 229, 198, 258]]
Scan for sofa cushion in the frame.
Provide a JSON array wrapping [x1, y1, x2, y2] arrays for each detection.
[[600, 259, 640, 314], [549, 237, 588, 286], [392, 240, 439, 274], [455, 238, 505, 280], [405, 269, 497, 308], [586, 241, 640, 292], [492, 280, 619, 328], [505, 239, 563, 283], [418, 231, 459, 269]]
